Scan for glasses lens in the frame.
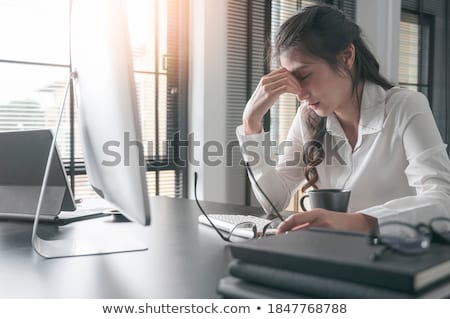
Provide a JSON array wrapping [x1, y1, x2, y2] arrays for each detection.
[[229, 222, 257, 240], [430, 218, 450, 242], [379, 222, 430, 254], [261, 218, 282, 237]]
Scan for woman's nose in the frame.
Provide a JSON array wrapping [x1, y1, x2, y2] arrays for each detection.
[[297, 91, 310, 102]]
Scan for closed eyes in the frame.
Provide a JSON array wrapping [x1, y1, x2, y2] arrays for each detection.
[[293, 71, 311, 83], [299, 73, 311, 82]]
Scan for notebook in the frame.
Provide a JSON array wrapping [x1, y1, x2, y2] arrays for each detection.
[[217, 276, 308, 299], [229, 227, 450, 293], [227, 260, 450, 298]]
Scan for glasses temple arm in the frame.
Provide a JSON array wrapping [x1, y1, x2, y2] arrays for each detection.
[[194, 172, 231, 242], [244, 162, 284, 222]]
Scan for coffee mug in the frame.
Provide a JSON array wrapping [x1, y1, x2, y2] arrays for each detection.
[[300, 189, 351, 212]]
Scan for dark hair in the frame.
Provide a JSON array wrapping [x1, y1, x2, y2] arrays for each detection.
[[273, 5, 393, 192]]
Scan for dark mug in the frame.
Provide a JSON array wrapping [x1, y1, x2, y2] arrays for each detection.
[[300, 189, 351, 212]]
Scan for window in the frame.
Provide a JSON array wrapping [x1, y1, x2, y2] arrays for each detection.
[[398, 10, 433, 101], [400, 0, 449, 153], [0, 0, 188, 199]]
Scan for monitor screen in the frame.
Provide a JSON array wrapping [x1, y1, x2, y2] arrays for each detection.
[[70, 0, 151, 226]]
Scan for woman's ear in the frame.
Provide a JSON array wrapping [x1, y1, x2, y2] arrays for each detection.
[[341, 43, 355, 70]]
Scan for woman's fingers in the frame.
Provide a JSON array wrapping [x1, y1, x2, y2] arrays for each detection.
[[276, 212, 318, 234], [291, 222, 311, 231], [263, 68, 302, 93], [243, 67, 303, 133], [262, 76, 298, 96], [275, 210, 375, 234]]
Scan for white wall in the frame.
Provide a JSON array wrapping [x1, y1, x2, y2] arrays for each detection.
[[188, 0, 228, 202], [356, 0, 401, 83]]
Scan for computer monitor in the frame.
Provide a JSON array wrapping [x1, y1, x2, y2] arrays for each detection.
[[70, 0, 151, 226], [31, 0, 151, 258]]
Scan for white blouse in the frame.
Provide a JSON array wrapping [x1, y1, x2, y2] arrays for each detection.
[[237, 82, 450, 225]]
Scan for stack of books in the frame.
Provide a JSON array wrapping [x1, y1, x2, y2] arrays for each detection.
[[218, 228, 450, 298]]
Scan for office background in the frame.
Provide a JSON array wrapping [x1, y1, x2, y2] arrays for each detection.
[[0, 0, 448, 212]]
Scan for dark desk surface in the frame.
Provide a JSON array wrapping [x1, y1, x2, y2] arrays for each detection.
[[0, 196, 274, 298]]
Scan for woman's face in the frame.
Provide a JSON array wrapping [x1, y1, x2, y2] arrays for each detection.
[[280, 48, 354, 117]]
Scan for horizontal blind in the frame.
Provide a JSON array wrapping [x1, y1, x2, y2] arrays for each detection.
[[270, 0, 300, 145], [166, 0, 186, 197], [337, 0, 355, 21], [227, 0, 248, 141], [398, 12, 420, 91], [398, 8, 431, 101], [400, 0, 449, 148], [226, 0, 249, 201]]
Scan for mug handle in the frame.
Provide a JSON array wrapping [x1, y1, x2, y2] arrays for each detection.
[[299, 194, 309, 212]]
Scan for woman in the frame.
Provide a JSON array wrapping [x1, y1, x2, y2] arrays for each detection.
[[237, 5, 450, 234]]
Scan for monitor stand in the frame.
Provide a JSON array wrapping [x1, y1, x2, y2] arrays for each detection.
[[112, 213, 132, 223], [32, 218, 148, 258], [31, 73, 148, 259]]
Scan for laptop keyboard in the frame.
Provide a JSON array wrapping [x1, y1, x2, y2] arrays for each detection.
[[198, 214, 279, 238]]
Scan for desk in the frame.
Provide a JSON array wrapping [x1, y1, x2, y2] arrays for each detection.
[[0, 197, 271, 298]]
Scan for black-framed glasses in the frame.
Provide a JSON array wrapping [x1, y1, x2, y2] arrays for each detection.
[[369, 217, 450, 261], [194, 162, 285, 242]]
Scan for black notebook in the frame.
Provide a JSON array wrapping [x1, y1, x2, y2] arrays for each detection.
[[229, 228, 450, 293], [228, 260, 450, 298], [217, 276, 309, 299]]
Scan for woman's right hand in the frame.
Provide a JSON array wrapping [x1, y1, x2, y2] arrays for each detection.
[[242, 68, 302, 135]]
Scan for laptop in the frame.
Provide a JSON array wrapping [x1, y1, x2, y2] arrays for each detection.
[[0, 130, 113, 225]]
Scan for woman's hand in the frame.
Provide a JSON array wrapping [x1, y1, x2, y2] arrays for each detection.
[[243, 68, 302, 134], [275, 209, 378, 235]]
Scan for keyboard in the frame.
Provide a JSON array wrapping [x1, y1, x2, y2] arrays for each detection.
[[198, 214, 279, 239]]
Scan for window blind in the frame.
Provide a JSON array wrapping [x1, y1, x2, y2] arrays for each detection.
[[398, 10, 431, 99], [226, 0, 252, 204], [400, 0, 449, 153]]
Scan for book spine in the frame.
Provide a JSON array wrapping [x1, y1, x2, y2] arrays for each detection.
[[217, 276, 308, 299], [229, 261, 412, 299], [230, 246, 415, 293]]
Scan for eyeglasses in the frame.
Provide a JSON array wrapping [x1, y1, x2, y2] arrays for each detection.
[[369, 217, 450, 261], [194, 162, 285, 242]]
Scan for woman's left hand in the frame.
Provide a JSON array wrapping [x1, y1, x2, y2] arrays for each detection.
[[276, 209, 378, 235]]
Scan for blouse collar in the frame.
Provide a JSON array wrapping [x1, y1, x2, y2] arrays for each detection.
[[326, 81, 386, 138]]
